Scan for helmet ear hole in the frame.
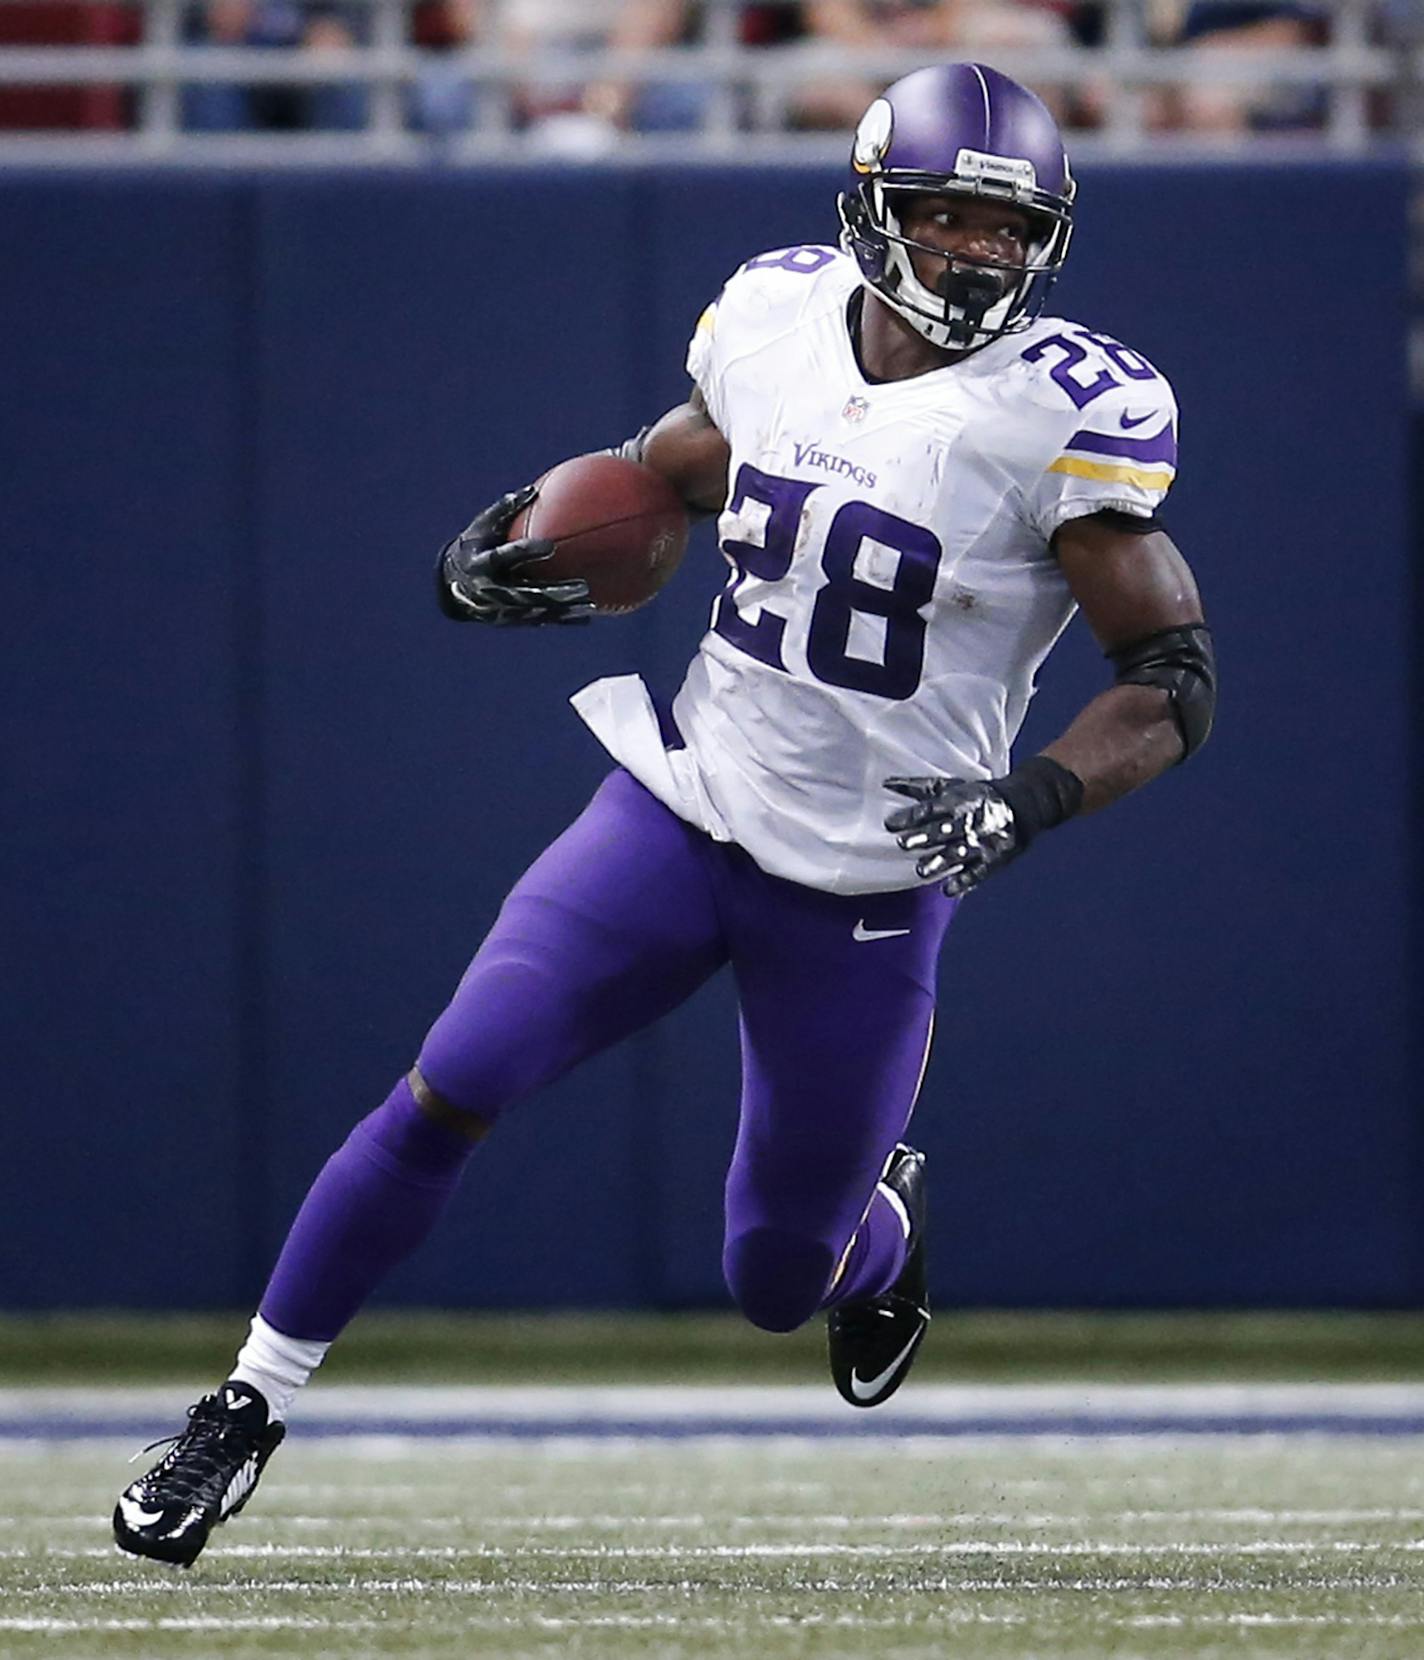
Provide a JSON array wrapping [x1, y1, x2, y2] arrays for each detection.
[[840, 184, 892, 287]]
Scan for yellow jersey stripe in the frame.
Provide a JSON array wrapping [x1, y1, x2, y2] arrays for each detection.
[[1048, 455, 1176, 490], [695, 303, 717, 336]]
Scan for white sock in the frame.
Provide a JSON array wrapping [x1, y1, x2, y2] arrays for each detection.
[[230, 1314, 331, 1423]]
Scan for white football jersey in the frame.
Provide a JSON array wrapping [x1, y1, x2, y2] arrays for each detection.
[[574, 245, 1179, 894]]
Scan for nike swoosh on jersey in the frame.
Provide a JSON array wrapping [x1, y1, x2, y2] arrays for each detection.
[[852, 922, 912, 942], [1119, 409, 1155, 429], [849, 1329, 924, 1401]]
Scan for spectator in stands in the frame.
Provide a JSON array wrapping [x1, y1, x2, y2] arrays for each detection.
[[580, 0, 709, 135], [182, 0, 367, 133], [408, 0, 483, 135], [412, 0, 765, 145], [582, 3, 818, 136], [790, 0, 1078, 129], [493, 0, 625, 149], [0, 1, 139, 130], [1149, 3, 1326, 133], [514, 0, 798, 145], [417, 0, 634, 145]]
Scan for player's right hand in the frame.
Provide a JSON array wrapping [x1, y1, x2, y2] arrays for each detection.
[[883, 775, 1023, 898], [437, 485, 594, 626]]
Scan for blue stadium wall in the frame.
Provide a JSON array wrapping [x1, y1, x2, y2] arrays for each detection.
[[2, 161, 1417, 1312]]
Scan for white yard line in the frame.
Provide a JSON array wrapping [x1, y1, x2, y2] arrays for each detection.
[[0, 1618, 379, 1632], [15, 1538, 1424, 1561], [10, 1381, 1424, 1421], [8, 1506, 1424, 1541], [6, 1611, 1424, 1634], [1128, 1615, 1424, 1629], [11, 1575, 1417, 1597]]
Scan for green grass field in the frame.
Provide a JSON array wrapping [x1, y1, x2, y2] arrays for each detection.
[[7, 1309, 1424, 1384], [5, 1435, 1424, 1659], [5, 1314, 1424, 1659]]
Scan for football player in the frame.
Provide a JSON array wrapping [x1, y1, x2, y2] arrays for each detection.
[[115, 62, 1213, 1565]]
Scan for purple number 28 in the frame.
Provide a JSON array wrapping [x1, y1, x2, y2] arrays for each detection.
[[713, 464, 942, 703], [1022, 330, 1159, 410]]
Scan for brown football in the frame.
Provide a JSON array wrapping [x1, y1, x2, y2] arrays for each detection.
[[509, 452, 690, 616]]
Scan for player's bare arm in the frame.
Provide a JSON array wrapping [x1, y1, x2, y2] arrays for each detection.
[[1042, 513, 1211, 812], [888, 519, 1215, 897], [638, 385, 732, 515]]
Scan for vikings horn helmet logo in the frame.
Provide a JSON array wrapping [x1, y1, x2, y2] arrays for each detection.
[[852, 99, 893, 175]]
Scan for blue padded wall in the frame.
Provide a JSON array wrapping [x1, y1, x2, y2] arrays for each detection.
[[2, 161, 1415, 1310], [1, 180, 254, 1303]]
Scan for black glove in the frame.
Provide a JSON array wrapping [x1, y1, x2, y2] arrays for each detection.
[[884, 756, 1084, 898], [436, 485, 593, 626]]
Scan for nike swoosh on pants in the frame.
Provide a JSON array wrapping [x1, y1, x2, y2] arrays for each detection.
[[853, 922, 911, 942]]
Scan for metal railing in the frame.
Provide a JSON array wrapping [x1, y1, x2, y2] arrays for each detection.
[[0, 0, 1413, 166]]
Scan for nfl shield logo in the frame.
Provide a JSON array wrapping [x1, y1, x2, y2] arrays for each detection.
[[842, 395, 869, 423]]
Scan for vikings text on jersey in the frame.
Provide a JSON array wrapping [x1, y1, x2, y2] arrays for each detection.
[[574, 245, 1178, 893]]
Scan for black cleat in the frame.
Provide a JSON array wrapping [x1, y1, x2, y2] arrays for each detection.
[[828, 1144, 930, 1409], [113, 1383, 285, 1567]]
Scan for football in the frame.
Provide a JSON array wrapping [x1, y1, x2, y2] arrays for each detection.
[[510, 452, 690, 615]]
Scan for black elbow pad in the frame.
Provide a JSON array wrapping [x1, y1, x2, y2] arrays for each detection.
[[1109, 623, 1216, 761]]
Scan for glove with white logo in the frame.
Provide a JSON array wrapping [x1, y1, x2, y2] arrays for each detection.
[[437, 485, 593, 626], [884, 756, 1085, 898]]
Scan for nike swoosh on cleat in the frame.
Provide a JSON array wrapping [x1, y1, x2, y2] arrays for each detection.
[[853, 922, 911, 942], [118, 1497, 166, 1529], [849, 1328, 924, 1401], [1119, 410, 1155, 429]]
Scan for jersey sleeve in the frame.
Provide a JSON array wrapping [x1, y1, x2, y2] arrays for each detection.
[[1025, 377, 1179, 541], [684, 247, 843, 436], [684, 292, 726, 429]]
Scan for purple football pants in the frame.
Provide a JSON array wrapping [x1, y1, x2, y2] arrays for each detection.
[[261, 768, 955, 1340]]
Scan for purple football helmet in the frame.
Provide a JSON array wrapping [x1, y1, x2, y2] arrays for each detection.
[[838, 63, 1075, 353]]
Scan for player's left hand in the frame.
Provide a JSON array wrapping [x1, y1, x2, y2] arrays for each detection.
[[883, 776, 1022, 898]]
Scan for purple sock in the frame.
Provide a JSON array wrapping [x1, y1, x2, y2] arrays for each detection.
[[821, 1187, 909, 1311], [259, 1077, 475, 1342]]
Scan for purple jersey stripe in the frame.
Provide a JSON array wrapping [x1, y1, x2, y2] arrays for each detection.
[[1065, 422, 1178, 466]]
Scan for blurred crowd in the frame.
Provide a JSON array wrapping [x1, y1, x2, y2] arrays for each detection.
[[0, 0, 1411, 139]]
